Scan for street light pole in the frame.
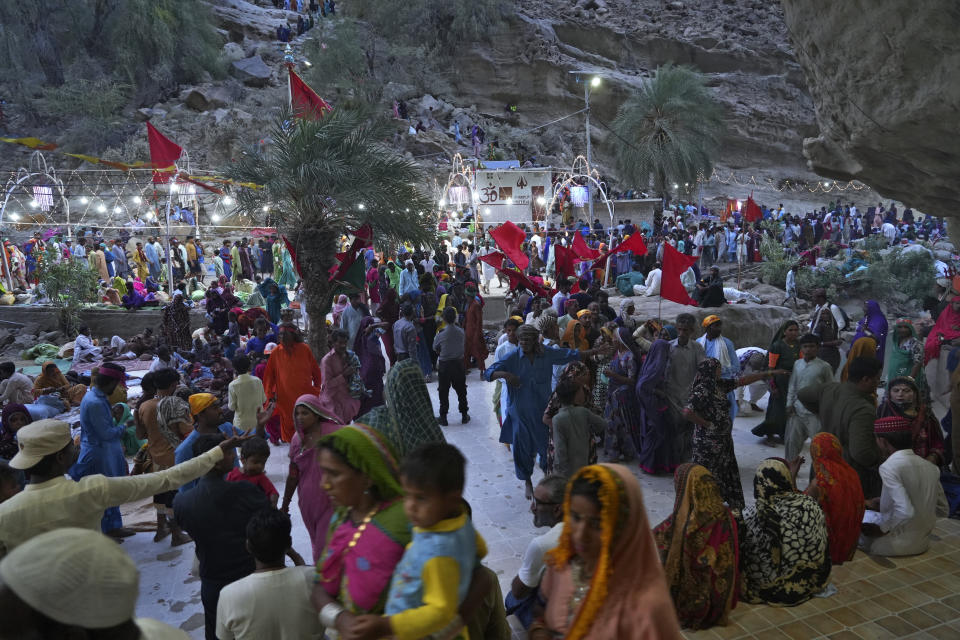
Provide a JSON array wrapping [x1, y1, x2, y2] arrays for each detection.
[[584, 81, 594, 221]]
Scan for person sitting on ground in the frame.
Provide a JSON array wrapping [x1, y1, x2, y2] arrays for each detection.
[[226, 436, 279, 507], [506, 475, 567, 629], [0, 527, 191, 639], [800, 433, 865, 565], [860, 416, 949, 557], [0, 362, 34, 406], [216, 507, 318, 640], [0, 460, 19, 503], [32, 361, 86, 406], [531, 464, 681, 639], [0, 419, 243, 557], [876, 376, 945, 466], [71, 325, 103, 363], [174, 434, 274, 640], [551, 379, 606, 479], [350, 442, 486, 640], [653, 463, 739, 630], [739, 458, 830, 606]]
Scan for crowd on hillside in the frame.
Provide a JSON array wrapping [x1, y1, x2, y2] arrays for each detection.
[[0, 195, 957, 638]]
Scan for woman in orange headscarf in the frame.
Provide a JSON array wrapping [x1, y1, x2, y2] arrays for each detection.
[[805, 433, 865, 565], [841, 336, 878, 382], [263, 323, 322, 442], [560, 309, 590, 351], [653, 464, 739, 629], [532, 464, 682, 640]]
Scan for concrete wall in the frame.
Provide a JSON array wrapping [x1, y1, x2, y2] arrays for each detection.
[[0, 306, 206, 338]]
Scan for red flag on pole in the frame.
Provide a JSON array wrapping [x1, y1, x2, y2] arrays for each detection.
[[743, 193, 763, 223], [289, 67, 332, 120], [571, 232, 601, 260], [331, 223, 374, 282], [661, 243, 699, 306], [594, 232, 647, 268], [146, 122, 182, 184], [489, 221, 529, 270], [478, 251, 505, 271], [553, 244, 579, 283]]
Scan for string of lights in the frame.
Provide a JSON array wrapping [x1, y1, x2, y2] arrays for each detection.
[[696, 169, 870, 194]]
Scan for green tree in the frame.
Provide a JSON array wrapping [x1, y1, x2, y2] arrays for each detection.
[[35, 247, 99, 336], [610, 64, 725, 202], [227, 109, 435, 356]]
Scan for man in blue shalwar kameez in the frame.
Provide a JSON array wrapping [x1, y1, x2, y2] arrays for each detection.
[[485, 324, 608, 499], [696, 315, 741, 421], [69, 362, 132, 538]]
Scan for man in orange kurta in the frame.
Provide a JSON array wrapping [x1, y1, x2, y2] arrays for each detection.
[[263, 325, 322, 442]]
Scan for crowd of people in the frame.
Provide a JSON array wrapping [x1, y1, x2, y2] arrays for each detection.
[[0, 193, 956, 639]]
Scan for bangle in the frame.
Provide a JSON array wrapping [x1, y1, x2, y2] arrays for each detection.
[[319, 602, 345, 628]]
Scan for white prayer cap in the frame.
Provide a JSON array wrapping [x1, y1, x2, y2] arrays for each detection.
[[0, 527, 139, 628]]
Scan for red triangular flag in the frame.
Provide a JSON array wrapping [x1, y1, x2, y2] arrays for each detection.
[[571, 232, 601, 260], [282, 235, 302, 278], [330, 223, 375, 282], [146, 122, 182, 184], [289, 67, 332, 120], [743, 193, 763, 223], [661, 243, 699, 306], [594, 232, 647, 268], [478, 251, 505, 271], [489, 221, 529, 270]]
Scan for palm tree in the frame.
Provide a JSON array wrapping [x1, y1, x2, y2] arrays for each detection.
[[610, 64, 725, 203], [228, 108, 434, 355]]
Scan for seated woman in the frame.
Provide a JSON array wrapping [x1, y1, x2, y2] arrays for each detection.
[[32, 361, 86, 407], [877, 376, 945, 466], [740, 458, 831, 606], [122, 281, 146, 310], [0, 404, 31, 460], [653, 464, 739, 630], [802, 433, 865, 565], [531, 464, 682, 639]]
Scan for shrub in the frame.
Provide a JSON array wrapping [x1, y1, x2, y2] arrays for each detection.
[[35, 246, 99, 336]]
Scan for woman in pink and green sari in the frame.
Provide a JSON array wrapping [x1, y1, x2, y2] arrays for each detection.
[[311, 423, 411, 631]]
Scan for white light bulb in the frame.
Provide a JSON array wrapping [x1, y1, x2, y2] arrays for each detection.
[[29, 200, 38, 209], [506, 197, 513, 205], [590, 76, 601, 87], [132, 195, 142, 204], [484, 208, 491, 215], [223, 197, 234, 206], [9, 213, 20, 221], [97, 204, 106, 213], [262, 205, 270, 212], [536, 196, 546, 206], [113, 206, 122, 214], [80, 197, 89, 205], [439, 199, 446, 207], [358, 203, 365, 210], [212, 214, 221, 222]]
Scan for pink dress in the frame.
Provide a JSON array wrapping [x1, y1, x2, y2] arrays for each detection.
[[319, 350, 361, 424], [289, 420, 341, 562]]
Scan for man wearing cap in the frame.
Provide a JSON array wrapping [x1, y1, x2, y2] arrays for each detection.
[[0, 527, 190, 638], [697, 315, 741, 420], [175, 392, 250, 493], [860, 416, 948, 556], [69, 362, 132, 538], [0, 419, 242, 558], [485, 324, 611, 499]]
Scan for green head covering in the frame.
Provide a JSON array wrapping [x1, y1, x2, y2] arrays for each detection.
[[320, 424, 403, 500], [357, 359, 444, 458]]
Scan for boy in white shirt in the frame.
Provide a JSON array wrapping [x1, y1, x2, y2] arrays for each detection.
[[216, 508, 318, 640]]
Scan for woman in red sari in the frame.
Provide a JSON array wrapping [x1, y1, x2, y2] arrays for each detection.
[[263, 323, 322, 442], [803, 433, 865, 565], [653, 464, 739, 630], [462, 281, 487, 373]]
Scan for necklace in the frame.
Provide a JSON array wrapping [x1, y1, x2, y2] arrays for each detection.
[[344, 505, 379, 554]]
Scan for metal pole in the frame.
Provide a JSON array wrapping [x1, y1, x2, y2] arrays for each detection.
[[164, 175, 177, 295], [584, 82, 594, 222]]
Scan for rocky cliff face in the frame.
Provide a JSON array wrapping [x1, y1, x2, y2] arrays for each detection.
[[780, 0, 960, 214]]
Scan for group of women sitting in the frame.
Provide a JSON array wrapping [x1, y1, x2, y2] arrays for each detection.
[[650, 433, 865, 631]]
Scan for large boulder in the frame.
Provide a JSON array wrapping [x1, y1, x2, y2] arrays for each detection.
[[180, 86, 232, 112], [610, 294, 795, 348], [222, 42, 246, 63], [781, 0, 960, 214], [231, 55, 272, 87]]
